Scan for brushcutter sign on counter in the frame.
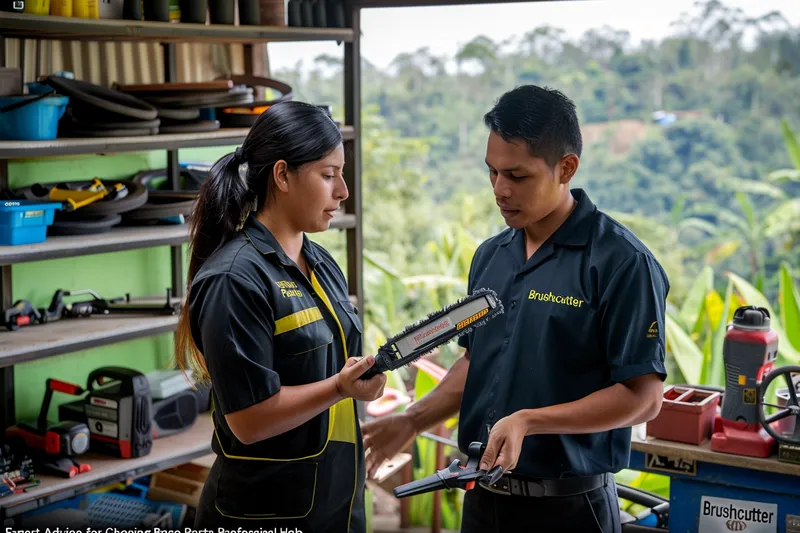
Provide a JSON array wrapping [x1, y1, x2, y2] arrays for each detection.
[[698, 496, 777, 533]]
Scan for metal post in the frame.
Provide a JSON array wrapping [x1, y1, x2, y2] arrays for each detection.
[[163, 43, 184, 299], [343, 6, 363, 319]]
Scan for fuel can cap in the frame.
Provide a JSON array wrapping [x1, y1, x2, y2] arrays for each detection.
[[732, 305, 771, 330]]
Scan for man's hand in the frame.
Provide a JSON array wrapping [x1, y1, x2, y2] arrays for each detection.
[[479, 413, 526, 473], [362, 413, 418, 479], [336, 356, 387, 402]]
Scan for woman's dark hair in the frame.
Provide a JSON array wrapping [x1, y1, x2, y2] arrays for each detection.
[[175, 101, 343, 381]]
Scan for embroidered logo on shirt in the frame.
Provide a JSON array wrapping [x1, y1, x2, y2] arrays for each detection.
[[528, 289, 584, 308], [647, 321, 659, 338], [276, 280, 303, 298]]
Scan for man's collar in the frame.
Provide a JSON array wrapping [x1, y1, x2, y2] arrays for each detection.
[[242, 214, 324, 268], [498, 188, 596, 248], [550, 188, 596, 247]]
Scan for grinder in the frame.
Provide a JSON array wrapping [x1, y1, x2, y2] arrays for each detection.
[[711, 306, 779, 457]]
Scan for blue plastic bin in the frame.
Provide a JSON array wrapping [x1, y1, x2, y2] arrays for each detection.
[[0, 94, 69, 141], [0, 200, 61, 245]]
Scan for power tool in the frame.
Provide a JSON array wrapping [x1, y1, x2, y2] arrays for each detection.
[[360, 288, 504, 380], [3, 379, 92, 478], [81, 367, 153, 459], [4, 379, 90, 458], [711, 306, 779, 457], [393, 441, 504, 498]]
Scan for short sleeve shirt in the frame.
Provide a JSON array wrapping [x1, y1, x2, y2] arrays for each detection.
[[188, 215, 362, 460], [457, 188, 669, 479]]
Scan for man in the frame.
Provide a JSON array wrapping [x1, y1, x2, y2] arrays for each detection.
[[362, 85, 669, 532]]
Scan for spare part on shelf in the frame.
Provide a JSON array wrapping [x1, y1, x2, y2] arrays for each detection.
[[19, 178, 118, 212], [48, 213, 122, 235], [16, 179, 148, 216], [84, 366, 154, 459], [214, 75, 294, 127], [158, 119, 221, 134], [133, 166, 209, 194], [122, 192, 197, 224], [43, 75, 158, 122], [44, 288, 182, 322], [4, 299, 45, 331], [4, 378, 92, 472], [0, 445, 36, 497]]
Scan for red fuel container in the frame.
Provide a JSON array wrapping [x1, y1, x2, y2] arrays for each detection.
[[647, 386, 721, 445]]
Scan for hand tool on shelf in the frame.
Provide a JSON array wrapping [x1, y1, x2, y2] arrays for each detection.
[[4, 299, 45, 331], [393, 441, 504, 498], [360, 288, 504, 380]]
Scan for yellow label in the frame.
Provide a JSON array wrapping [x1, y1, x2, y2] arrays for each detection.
[[456, 308, 488, 330], [738, 374, 747, 386], [743, 388, 756, 405], [528, 289, 584, 308]]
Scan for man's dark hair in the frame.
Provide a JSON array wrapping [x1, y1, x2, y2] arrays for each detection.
[[483, 85, 582, 168]]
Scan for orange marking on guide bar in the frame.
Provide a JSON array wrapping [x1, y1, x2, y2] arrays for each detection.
[[456, 308, 489, 330]]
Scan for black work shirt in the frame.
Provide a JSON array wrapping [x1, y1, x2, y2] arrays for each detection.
[[457, 188, 669, 479], [188, 214, 363, 460]]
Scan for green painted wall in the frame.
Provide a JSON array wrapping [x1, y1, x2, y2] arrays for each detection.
[[7, 144, 348, 423], [8, 145, 233, 422]]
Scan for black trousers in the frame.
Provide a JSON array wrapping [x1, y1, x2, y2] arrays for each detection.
[[460, 475, 621, 533]]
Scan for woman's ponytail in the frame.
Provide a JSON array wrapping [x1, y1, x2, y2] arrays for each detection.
[[174, 149, 256, 382]]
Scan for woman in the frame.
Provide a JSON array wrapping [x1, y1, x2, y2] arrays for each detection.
[[174, 101, 387, 532]]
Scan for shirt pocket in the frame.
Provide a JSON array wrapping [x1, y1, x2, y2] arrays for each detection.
[[274, 306, 334, 356], [337, 298, 363, 337]]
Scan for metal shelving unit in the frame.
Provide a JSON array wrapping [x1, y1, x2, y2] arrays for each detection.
[[0, 6, 362, 520]]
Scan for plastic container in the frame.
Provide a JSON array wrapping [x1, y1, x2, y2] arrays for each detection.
[[0, 95, 68, 141], [647, 385, 721, 445], [0, 201, 61, 246]]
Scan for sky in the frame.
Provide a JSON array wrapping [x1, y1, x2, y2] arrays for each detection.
[[266, 0, 800, 74]]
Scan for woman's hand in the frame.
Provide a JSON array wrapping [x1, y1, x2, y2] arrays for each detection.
[[336, 356, 387, 401]]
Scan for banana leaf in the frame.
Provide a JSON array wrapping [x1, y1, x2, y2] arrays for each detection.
[[778, 262, 800, 352]]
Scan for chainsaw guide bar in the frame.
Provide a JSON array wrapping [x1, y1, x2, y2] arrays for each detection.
[[359, 288, 504, 380]]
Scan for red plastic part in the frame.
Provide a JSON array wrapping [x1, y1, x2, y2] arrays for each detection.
[[647, 386, 721, 445], [48, 379, 84, 396], [15, 316, 31, 327], [44, 431, 61, 455], [710, 414, 776, 457], [725, 325, 778, 346], [465, 481, 475, 490], [79, 464, 91, 473]]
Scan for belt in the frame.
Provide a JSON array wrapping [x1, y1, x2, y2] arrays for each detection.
[[478, 472, 610, 498]]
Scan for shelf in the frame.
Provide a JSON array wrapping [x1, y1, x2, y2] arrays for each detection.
[[0, 12, 354, 43], [0, 212, 356, 266], [0, 412, 214, 518], [0, 313, 179, 367], [0, 126, 356, 159], [0, 225, 188, 265]]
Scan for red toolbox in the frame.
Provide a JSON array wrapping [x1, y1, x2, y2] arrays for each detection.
[[647, 385, 721, 445]]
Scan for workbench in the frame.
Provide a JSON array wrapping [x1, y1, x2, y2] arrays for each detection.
[[629, 433, 800, 533]]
